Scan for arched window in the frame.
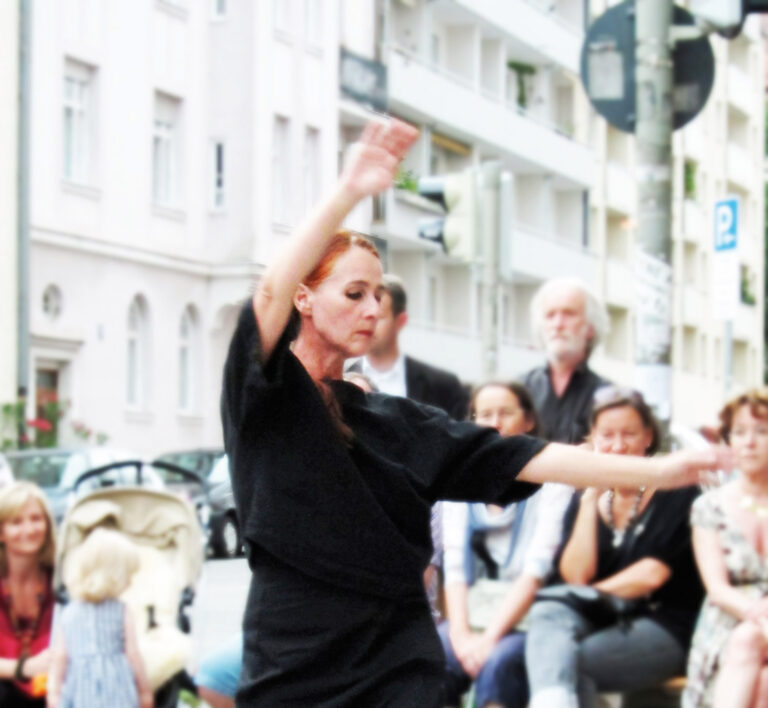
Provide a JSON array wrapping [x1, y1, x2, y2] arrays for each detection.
[[178, 305, 199, 412], [127, 296, 149, 408]]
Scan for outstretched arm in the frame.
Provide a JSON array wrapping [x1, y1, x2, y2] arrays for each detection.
[[518, 443, 732, 490], [254, 118, 419, 363]]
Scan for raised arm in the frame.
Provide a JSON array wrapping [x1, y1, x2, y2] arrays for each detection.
[[518, 443, 732, 490], [254, 119, 419, 362], [559, 489, 600, 584]]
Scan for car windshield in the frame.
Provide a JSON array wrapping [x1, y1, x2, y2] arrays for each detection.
[[155, 451, 223, 482], [208, 456, 230, 485], [7, 451, 86, 489]]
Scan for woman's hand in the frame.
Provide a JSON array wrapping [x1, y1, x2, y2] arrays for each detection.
[[450, 628, 496, 678], [655, 447, 734, 489], [338, 119, 419, 201]]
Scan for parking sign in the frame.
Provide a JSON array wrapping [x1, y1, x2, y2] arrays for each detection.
[[714, 198, 738, 251], [712, 197, 740, 320]]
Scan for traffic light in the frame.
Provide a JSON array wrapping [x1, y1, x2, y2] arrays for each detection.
[[417, 171, 478, 262]]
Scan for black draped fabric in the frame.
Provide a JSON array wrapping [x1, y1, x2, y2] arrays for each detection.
[[221, 302, 547, 705]]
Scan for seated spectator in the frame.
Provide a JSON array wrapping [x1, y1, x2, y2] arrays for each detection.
[[439, 382, 572, 708], [196, 633, 241, 708], [526, 386, 703, 707], [684, 388, 768, 708], [0, 482, 56, 706]]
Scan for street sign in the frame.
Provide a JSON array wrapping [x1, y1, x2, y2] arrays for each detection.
[[712, 197, 740, 320], [580, 1, 715, 133]]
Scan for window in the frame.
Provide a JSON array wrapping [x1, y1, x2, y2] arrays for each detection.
[[42, 284, 63, 320], [153, 93, 180, 206], [304, 0, 322, 47], [272, 116, 291, 224], [303, 128, 320, 216], [211, 0, 226, 18], [178, 306, 198, 411], [63, 61, 94, 183], [127, 296, 149, 408], [274, 0, 292, 35], [211, 141, 226, 209]]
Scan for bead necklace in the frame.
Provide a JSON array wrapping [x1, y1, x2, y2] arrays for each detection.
[[607, 487, 646, 548], [740, 494, 768, 519]]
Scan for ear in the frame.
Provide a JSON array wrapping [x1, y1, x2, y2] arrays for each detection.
[[395, 311, 408, 333], [294, 284, 312, 317]]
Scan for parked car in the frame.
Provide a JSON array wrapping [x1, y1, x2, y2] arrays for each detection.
[[5, 447, 161, 524], [154, 448, 224, 483], [207, 454, 241, 559]]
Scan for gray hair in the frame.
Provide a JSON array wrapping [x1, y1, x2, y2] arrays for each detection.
[[529, 277, 609, 357]]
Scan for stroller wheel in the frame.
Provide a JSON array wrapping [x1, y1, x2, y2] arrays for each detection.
[[213, 514, 241, 559]]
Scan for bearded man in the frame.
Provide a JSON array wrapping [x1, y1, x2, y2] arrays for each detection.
[[521, 278, 611, 444]]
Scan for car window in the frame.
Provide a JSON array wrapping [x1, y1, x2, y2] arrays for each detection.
[[8, 452, 73, 489], [209, 456, 230, 485]]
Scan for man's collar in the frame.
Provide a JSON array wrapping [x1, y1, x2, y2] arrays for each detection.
[[362, 353, 406, 377]]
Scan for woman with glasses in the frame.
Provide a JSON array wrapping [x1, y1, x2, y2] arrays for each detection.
[[684, 389, 768, 708], [439, 382, 572, 708], [525, 387, 704, 707]]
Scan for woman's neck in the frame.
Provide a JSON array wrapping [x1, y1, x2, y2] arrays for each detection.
[[293, 333, 346, 382], [740, 473, 768, 499], [5, 555, 44, 585]]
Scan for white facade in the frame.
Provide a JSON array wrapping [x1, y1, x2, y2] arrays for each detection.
[[340, 0, 765, 429], [1, 1, 19, 404], [21, 0, 766, 453], [26, 0, 339, 455]]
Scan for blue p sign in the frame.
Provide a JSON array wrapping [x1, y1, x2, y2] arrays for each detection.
[[714, 198, 739, 252]]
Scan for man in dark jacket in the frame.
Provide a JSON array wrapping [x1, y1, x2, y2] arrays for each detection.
[[351, 274, 469, 421]]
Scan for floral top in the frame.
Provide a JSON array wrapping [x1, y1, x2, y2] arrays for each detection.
[[684, 483, 768, 708]]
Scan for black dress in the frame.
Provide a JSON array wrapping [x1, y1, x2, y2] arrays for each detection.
[[221, 303, 546, 706]]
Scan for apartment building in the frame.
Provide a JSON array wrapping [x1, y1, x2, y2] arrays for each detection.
[[16, 0, 765, 453], [1, 1, 19, 404], [341, 0, 765, 429], [24, 0, 338, 454]]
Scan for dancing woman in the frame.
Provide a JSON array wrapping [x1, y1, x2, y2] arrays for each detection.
[[221, 118, 730, 707]]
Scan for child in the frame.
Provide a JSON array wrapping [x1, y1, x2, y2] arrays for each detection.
[[47, 528, 153, 708]]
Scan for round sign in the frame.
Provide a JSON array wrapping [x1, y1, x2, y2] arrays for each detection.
[[580, 0, 715, 133]]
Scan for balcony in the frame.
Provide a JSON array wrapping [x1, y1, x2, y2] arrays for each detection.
[[726, 143, 752, 189], [385, 46, 595, 188], [604, 162, 635, 215], [370, 188, 444, 251], [604, 259, 634, 306], [680, 285, 704, 325], [682, 200, 704, 242], [452, 0, 583, 73], [727, 65, 754, 116], [502, 222, 597, 283]]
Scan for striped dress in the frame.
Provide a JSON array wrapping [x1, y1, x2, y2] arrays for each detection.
[[60, 599, 139, 708]]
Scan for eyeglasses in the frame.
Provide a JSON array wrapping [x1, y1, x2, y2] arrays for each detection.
[[592, 385, 646, 410]]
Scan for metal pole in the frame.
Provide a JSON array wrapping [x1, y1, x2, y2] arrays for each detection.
[[634, 0, 674, 434], [480, 162, 501, 380], [17, 0, 31, 406]]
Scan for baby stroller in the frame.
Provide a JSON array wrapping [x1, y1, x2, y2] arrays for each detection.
[[54, 461, 206, 707]]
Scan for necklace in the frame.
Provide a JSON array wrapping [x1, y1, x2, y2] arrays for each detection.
[[740, 494, 768, 518], [607, 487, 646, 548], [0, 577, 45, 663]]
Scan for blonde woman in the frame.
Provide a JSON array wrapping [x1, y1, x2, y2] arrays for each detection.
[[0, 481, 56, 707], [47, 528, 152, 708], [684, 388, 768, 707]]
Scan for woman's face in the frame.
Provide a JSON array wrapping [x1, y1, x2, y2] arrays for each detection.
[[0, 498, 48, 560], [729, 404, 768, 477], [473, 386, 534, 437], [591, 405, 653, 457], [302, 247, 384, 358]]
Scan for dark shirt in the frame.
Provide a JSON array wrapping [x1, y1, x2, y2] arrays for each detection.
[[221, 302, 546, 600], [522, 362, 610, 443], [555, 486, 704, 647]]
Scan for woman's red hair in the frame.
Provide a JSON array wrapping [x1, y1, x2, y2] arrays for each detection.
[[303, 230, 380, 290]]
